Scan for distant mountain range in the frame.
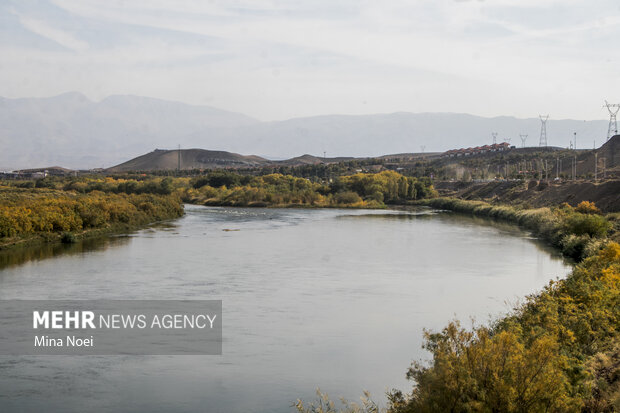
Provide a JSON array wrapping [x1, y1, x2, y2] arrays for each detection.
[[0, 92, 611, 170]]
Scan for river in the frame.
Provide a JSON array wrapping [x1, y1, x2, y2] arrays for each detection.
[[0, 205, 571, 412]]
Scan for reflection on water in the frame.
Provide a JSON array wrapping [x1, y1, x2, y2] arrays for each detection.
[[339, 209, 561, 257], [0, 205, 571, 413], [0, 236, 131, 271]]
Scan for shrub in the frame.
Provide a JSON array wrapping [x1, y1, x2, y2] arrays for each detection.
[[560, 234, 591, 261], [575, 201, 602, 215], [334, 191, 363, 205], [60, 232, 76, 244], [565, 213, 612, 237]]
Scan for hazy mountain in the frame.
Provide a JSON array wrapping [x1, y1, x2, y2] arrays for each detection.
[[0, 92, 258, 169], [0, 93, 611, 169]]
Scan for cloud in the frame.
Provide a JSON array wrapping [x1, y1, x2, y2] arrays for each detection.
[[0, 0, 619, 121], [16, 12, 89, 52]]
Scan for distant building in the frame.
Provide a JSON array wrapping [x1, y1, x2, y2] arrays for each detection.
[[442, 142, 511, 158]]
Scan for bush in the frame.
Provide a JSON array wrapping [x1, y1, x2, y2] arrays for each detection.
[[575, 201, 602, 215], [192, 172, 241, 189], [60, 232, 76, 244], [560, 234, 591, 260], [334, 191, 363, 205], [565, 213, 612, 237]]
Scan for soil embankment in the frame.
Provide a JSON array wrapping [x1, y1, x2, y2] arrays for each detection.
[[434, 179, 620, 212]]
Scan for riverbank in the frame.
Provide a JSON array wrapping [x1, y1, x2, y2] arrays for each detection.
[[0, 187, 184, 250], [386, 241, 620, 413], [392, 198, 619, 412], [0, 170, 436, 250], [417, 197, 616, 261], [180, 170, 435, 208], [434, 179, 620, 213]]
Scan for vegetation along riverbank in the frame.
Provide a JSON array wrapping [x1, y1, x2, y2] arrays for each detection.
[[419, 198, 617, 261], [0, 170, 436, 248], [0, 186, 184, 249]]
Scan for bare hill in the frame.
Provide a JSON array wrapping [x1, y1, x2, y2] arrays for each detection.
[[108, 149, 269, 172], [436, 179, 620, 213], [277, 154, 355, 166], [571, 135, 620, 177]]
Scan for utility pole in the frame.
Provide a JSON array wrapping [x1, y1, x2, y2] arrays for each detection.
[[520, 134, 528, 148], [573, 155, 577, 180], [539, 115, 549, 147], [574, 132, 577, 150], [594, 152, 598, 182], [492, 132, 498, 145], [177, 144, 181, 172], [603, 100, 620, 141]]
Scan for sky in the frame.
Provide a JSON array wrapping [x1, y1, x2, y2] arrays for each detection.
[[1, 0, 619, 121]]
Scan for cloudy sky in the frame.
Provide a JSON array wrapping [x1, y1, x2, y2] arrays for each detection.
[[1, 0, 619, 121]]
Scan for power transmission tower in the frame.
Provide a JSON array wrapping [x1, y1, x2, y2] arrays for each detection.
[[520, 134, 528, 148], [539, 115, 549, 147], [603, 100, 620, 141], [492, 132, 498, 145]]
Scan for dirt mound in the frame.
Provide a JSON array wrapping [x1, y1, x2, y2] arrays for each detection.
[[441, 179, 620, 212]]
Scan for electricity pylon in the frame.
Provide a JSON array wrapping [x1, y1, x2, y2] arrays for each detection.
[[539, 115, 549, 147], [604, 100, 620, 141]]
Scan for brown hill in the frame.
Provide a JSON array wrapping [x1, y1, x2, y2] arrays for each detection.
[[107, 149, 270, 172], [436, 179, 620, 212], [277, 154, 355, 166], [572, 134, 620, 178]]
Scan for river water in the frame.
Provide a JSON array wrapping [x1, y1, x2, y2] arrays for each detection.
[[0, 205, 570, 412]]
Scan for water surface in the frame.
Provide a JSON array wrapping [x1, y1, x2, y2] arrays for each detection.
[[0, 206, 570, 412]]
